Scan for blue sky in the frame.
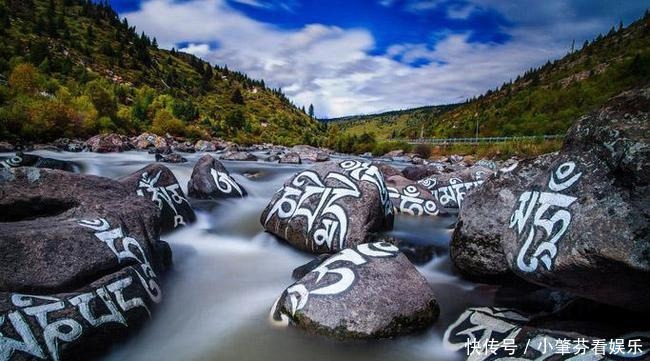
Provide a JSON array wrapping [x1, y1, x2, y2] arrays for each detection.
[[109, 0, 649, 117]]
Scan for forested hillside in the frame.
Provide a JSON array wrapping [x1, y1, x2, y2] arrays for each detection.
[[0, 0, 325, 145], [333, 12, 650, 141]]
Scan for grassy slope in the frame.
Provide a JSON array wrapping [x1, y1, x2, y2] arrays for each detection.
[[334, 13, 650, 141], [0, 0, 324, 145]]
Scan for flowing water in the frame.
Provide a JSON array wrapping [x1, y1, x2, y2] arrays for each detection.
[[6, 150, 505, 361]]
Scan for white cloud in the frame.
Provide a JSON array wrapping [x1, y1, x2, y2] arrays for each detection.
[[123, 0, 647, 118]]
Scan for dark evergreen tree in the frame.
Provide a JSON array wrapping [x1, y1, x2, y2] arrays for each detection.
[[308, 103, 314, 118], [231, 88, 245, 105]]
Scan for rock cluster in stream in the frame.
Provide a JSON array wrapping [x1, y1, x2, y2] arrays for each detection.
[[0, 167, 171, 361]]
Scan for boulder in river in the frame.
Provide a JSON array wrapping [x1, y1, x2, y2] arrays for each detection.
[[386, 175, 444, 216], [187, 154, 247, 199], [85, 133, 133, 153], [371, 161, 402, 178], [417, 165, 493, 208], [0, 152, 78, 172], [220, 150, 257, 162], [194, 140, 217, 152], [119, 163, 196, 233], [453, 87, 650, 313], [401, 164, 441, 181], [155, 153, 187, 164], [279, 152, 301, 164], [0, 167, 171, 361], [270, 242, 439, 339], [133, 132, 169, 150], [291, 145, 330, 162], [0, 141, 14, 152], [261, 160, 394, 254]]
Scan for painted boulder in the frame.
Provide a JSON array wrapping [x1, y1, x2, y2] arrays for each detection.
[[279, 152, 301, 164], [270, 242, 439, 339], [454, 87, 650, 313], [450, 155, 555, 280], [0, 167, 171, 361], [443, 306, 650, 361], [417, 165, 493, 208], [261, 160, 394, 254], [85, 133, 133, 153], [386, 175, 445, 216], [187, 154, 247, 199], [220, 151, 257, 162], [0, 153, 78, 172], [119, 163, 196, 233]]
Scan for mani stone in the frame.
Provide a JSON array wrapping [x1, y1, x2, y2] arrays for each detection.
[[0, 167, 171, 361], [119, 163, 196, 233], [187, 154, 247, 199], [260, 160, 394, 254], [386, 175, 445, 217], [417, 165, 493, 208], [85, 133, 133, 153], [452, 87, 650, 313], [450, 154, 555, 281], [0, 153, 78, 172], [270, 242, 439, 339], [279, 151, 301, 164]]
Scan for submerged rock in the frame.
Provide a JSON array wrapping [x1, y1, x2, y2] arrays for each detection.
[[270, 242, 439, 339], [261, 160, 394, 254], [0, 152, 78, 172], [187, 154, 247, 199], [119, 163, 196, 233], [386, 175, 444, 216], [0, 167, 171, 361], [85, 133, 133, 153]]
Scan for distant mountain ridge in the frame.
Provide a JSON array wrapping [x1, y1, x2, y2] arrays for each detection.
[[0, 0, 325, 145], [335, 11, 650, 141]]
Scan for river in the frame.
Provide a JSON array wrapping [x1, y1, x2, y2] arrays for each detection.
[[5, 150, 504, 361]]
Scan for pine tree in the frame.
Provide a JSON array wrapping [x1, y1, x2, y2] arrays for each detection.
[[231, 88, 245, 105], [308, 104, 314, 118]]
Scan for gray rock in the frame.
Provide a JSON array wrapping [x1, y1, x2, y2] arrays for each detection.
[[291, 145, 330, 162], [417, 165, 493, 208], [85, 133, 133, 153], [0, 167, 171, 361], [401, 165, 440, 181], [453, 87, 650, 313], [270, 242, 439, 339], [261, 160, 394, 254], [188, 154, 247, 199], [173, 142, 196, 153], [119, 163, 196, 233], [476, 159, 498, 172], [371, 161, 402, 178], [155, 152, 187, 163], [450, 155, 554, 280], [133, 132, 169, 150], [194, 140, 217, 152], [279, 152, 301, 164], [386, 175, 445, 216], [0, 153, 79, 172], [0, 141, 13, 152], [220, 150, 257, 161]]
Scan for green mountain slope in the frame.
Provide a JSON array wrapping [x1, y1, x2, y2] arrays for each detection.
[[335, 12, 650, 141], [0, 0, 325, 145]]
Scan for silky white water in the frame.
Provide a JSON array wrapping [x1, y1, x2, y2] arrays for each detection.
[[6, 150, 500, 361]]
